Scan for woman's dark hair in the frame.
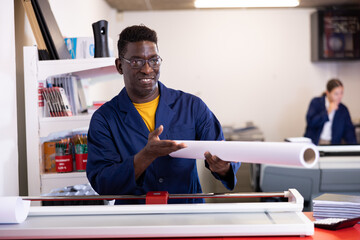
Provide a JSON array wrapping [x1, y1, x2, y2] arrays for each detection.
[[117, 25, 158, 58], [322, 78, 343, 96], [327, 79, 343, 92]]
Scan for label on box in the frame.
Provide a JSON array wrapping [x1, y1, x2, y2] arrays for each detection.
[[55, 155, 73, 172]]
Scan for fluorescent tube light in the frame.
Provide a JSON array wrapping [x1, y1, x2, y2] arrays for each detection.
[[194, 0, 300, 8]]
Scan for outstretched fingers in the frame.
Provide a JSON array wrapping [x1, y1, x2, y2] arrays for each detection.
[[149, 125, 164, 140]]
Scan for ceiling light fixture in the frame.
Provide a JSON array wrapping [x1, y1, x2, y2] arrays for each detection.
[[194, 0, 300, 8]]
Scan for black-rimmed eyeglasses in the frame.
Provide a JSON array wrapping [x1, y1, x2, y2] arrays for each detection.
[[121, 56, 163, 69]]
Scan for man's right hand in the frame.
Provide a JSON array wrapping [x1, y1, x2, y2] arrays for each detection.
[[133, 125, 187, 179], [142, 125, 187, 159]]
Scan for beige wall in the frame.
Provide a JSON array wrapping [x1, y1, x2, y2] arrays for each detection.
[[48, 2, 360, 142], [114, 9, 360, 141]]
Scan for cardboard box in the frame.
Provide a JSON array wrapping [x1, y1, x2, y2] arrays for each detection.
[[64, 37, 114, 59], [43, 141, 57, 173], [64, 37, 95, 59]]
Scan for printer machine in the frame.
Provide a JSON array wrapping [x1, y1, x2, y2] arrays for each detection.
[[258, 145, 360, 209]]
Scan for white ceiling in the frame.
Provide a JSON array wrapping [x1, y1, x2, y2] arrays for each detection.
[[105, 0, 360, 11]]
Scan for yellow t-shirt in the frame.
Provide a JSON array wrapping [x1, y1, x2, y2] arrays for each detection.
[[133, 95, 160, 132]]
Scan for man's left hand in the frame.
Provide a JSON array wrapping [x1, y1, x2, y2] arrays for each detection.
[[204, 151, 231, 178]]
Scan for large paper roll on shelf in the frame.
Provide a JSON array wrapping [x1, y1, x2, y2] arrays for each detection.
[[170, 141, 319, 168]]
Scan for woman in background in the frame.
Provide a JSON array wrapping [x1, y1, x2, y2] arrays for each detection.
[[304, 79, 357, 145]]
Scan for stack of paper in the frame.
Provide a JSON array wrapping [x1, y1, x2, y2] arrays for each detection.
[[313, 193, 360, 220]]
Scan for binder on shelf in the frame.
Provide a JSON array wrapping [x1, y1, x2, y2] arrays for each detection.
[[77, 78, 88, 113], [64, 76, 78, 115], [30, 0, 56, 59], [22, 0, 50, 60], [30, 0, 71, 60]]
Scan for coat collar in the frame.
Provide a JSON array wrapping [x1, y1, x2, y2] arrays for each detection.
[[320, 95, 326, 105]]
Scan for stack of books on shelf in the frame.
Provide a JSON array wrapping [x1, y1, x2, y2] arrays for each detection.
[[313, 193, 360, 220]]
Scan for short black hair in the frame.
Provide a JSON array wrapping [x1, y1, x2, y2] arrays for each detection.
[[117, 25, 158, 57]]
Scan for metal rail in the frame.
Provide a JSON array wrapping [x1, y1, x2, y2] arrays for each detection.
[[22, 191, 285, 201]]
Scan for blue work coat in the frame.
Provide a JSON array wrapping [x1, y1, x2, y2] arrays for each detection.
[[304, 96, 357, 145], [86, 82, 241, 204]]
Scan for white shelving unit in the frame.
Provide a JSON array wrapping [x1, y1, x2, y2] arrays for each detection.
[[39, 115, 92, 138], [24, 46, 117, 197]]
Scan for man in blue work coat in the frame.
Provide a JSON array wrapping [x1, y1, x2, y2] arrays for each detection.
[[86, 25, 241, 204]]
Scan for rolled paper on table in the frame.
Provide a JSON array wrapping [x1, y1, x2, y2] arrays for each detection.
[[170, 141, 319, 168], [0, 197, 30, 223]]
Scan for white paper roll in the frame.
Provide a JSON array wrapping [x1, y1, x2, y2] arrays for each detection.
[[170, 141, 319, 168], [0, 197, 30, 223]]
